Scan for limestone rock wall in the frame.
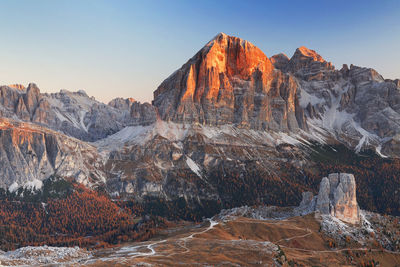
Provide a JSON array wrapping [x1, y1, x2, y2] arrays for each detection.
[[153, 33, 306, 131], [301, 173, 360, 224]]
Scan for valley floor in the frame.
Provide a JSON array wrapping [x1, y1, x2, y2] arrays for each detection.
[[2, 212, 399, 267]]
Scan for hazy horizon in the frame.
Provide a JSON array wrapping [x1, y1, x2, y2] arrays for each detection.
[[1, 0, 399, 104]]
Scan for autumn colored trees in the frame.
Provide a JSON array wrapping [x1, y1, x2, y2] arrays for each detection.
[[0, 184, 164, 251]]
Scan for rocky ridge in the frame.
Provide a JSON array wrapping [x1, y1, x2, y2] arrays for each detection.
[[0, 84, 157, 141]]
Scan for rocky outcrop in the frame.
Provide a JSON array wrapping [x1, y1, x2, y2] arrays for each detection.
[[8, 84, 25, 90], [300, 173, 360, 224], [130, 102, 158, 125], [270, 53, 289, 70], [108, 97, 157, 125], [285, 46, 334, 75], [23, 83, 41, 115], [108, 97, 136, 110], [153, 32, 306, 131], [0, 118, 105, 190]]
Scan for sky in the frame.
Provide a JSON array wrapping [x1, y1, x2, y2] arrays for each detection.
[[0, 0, 399, 103]]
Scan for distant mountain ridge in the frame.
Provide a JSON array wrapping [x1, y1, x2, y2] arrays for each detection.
[[0, 83, 156, 141]]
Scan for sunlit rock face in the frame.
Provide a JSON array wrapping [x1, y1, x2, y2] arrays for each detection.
[[287, 46, 333, 71], [153, 33, 306, 131], [7, 84, 25, 90], [283, 46, 335, 81], [315, 173, 360, 224]]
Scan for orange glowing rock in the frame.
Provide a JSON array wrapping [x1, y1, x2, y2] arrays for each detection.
[[153, 33, 306, 131], [297, 46, 325, 63], [8, 84, 26, 90]]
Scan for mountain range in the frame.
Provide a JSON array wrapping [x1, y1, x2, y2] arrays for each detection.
[[1, 32, 400, 220]]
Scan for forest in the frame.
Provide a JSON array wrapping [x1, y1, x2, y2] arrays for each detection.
[[0, 181, 165, 251]]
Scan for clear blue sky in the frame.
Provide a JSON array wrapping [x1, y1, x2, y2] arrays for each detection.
[[0, 0, 399, 103]]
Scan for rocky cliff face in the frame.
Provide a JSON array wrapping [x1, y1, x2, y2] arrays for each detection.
[[270, 53, 289, 70], [153, 33, 306, 131], [271, 45, 400, 157], [152, 33, 400, 157], [299, 173, 360, 224], [0, 118, 105, 190]]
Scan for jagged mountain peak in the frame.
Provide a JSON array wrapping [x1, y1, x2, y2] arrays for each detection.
[[27, 82, 40, 91], [207, 32, 256, 50], [7, 84, 25, 90], [108, 97, 137, 111], [197, 32, 273, 78], [284, 45, 333, 73], [270, 53, 290, 69], [108, 97, 136, 105], [295, 46, 325, 62], [152, 33, 305, 130], [271, 52, 289, 60], [210, 32, 228, 40]]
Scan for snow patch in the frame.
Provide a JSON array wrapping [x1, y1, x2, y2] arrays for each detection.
[[94, 124, 153, 151], [275, 132, 302, 145], [375, 145, 388, 158], [7, 179, 43, 193], [79, 110, 88, 132], [186, 157, 202, 178], [353, 121, 379, 153], [8, 182, 19, 193], [299, 88, 324, 108], [23, 179, 43, 192]]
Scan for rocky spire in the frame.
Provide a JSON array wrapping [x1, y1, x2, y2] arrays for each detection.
[[285, 46, 334, 74], [23, 83, 41, 115], [299, 173, 360, 224]]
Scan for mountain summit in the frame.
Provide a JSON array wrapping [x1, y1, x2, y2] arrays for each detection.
[[153, 33, 305, 131], [296, 46, 325, 62]]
